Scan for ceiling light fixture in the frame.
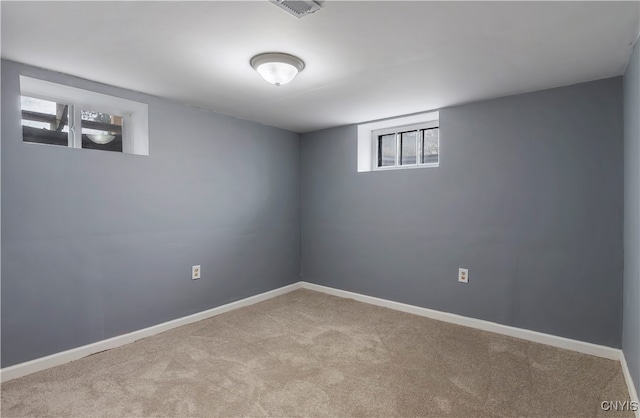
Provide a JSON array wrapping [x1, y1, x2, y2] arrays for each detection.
[[250, 53, 305, 86]]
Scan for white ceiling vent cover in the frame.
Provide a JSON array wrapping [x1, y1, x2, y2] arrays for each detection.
[[269, 0, 323, 18]]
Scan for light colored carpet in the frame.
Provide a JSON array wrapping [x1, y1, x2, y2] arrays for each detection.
[[0, 289, 633, 417]]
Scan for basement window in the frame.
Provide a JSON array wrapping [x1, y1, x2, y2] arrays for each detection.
[[20, 76, 149, 156], [372, 122, 439, 170], [357, 111, 439, 172]]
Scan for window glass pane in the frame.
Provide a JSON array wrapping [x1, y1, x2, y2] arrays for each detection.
[[378, 134, 396, 167], [81, 111, 123, 153], [422, 128, 439, 164], [21, 96, 69, 146], [400, 131, 417, 165]]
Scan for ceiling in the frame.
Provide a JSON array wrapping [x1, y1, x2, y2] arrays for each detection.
[[2, 1, 639, 133]]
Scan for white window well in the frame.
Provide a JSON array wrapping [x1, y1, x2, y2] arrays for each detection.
[[357, 111, 439, 172], [20, 76, 149, 156]]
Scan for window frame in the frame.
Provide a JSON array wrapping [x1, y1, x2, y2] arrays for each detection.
[[356, 110, 438, 173], [20, 76, 149, 156], [371, 120, 439, 171]]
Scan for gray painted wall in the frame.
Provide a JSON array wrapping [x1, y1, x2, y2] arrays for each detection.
[[623, 40, 640, 393], [1, 60, 301, 368], [0, 58, 629, 371], [302, 78, 624, 348]]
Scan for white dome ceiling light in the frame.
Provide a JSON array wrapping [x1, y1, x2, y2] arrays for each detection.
[[250, 53, 305, 86]]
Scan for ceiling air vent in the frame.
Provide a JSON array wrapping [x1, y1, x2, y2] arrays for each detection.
[[269, 0, 323, 18]]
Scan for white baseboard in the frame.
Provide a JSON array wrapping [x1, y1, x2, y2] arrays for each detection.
[[299, 282, 622, 360], [300, 282, 640, 411], [2, 278, 636, 411], [0, 282, 303, 382], [302, 282, 640, 411], [620, 352, 640, 418]]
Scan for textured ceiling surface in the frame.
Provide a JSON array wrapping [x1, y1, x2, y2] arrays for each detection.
[[2, 1, 639, 133]]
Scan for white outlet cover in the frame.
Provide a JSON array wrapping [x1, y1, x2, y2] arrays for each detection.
[[458, 268, 469, 283], [192, 265, 201, 280]]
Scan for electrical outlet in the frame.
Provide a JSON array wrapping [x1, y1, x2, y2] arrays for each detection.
[[192, 265, 201, 280], [458, 268, 469, 283]]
